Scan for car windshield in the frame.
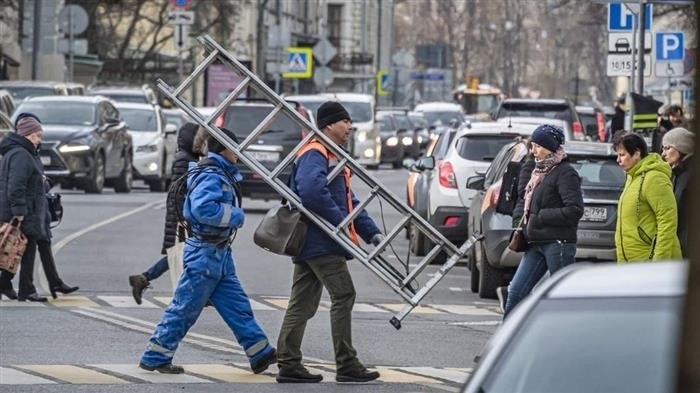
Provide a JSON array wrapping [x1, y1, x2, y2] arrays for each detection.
[[394, 115, 412, 130], [422, 111, 464, 126], [455, 135, 517, 162], [223, 105, 300, 136], [17, 102, 95, 126], [379, 117, 394, 132], [578, 112, 597, 135], [338, 101, 372, 123], [478, 297, 681, 393], [568, 156, 625, 188], [498, 102, 573, 123], [4, 86, 56, 100], [100, 94, 148, 104], [291, 100, 323, 116], [120, 108, 158, 131], [409, 115, 428, 128]]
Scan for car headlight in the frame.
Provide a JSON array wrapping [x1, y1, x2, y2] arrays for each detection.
[[136, 144, 159, 153], [401, 136, 413, 146], [417, 136, 424, 144], [58, 144, 90, 153], [356, 131, 367, 142], [386, 136, 399, 146]]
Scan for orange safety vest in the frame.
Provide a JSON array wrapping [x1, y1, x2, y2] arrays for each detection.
[[296, 140, 360, 245]]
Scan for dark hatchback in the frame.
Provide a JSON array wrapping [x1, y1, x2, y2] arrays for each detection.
[[216, 100, 306, 200], [375, 112, 406, 168], [466, 140, 624, 298], [13, 96, 133, 194]]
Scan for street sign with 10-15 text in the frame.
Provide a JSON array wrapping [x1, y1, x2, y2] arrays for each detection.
[[607, 54, 651, 77]]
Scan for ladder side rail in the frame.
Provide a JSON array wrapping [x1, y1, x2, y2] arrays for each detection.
[[370, 254, 417, 294], [325, 157, 349, 183], [238, 104, 284, 151], [173, 49, 220, 97], [366, 215, 411, 261], [205, 76, 252, 125], [400, 243, 445, 287], [336, 186, 379, 233], [269, 131, 316, 179]]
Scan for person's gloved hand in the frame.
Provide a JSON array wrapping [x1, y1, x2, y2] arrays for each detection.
[[370, 233, 384, 246]]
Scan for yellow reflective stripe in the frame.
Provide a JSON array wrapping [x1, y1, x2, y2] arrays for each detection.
[[633, 122, 658, 128], [633, 113, 658, 120], [245, 339, 269, 356]]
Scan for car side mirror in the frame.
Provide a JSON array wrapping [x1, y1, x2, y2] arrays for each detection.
[[416, 156, 435, 171], [165, 123, 177, 135], [402, 158, 416, 170], [466, 174, 485, 190]]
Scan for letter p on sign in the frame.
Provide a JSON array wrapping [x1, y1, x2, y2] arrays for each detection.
[[656, 32, 684, 61]]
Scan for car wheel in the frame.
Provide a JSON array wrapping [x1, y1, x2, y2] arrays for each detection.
[[114, 151, 133, 193], [409, 222, 427, 257], [84, 153, 105, 194], [478, 241, 501, 299]]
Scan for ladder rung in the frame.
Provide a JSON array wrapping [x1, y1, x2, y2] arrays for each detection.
[[206, 76, 252, 125], [174, 49, 220, 97], [239, 104, 283, 151], [269, 131, 316, 179], [401, 243, 443, 287], [326, 157, 348, 183], [367, 215, 411, 261], [336, 186, 379, 233]]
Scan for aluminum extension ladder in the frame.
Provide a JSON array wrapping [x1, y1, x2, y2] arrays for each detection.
[[156, 35, 482, 329]]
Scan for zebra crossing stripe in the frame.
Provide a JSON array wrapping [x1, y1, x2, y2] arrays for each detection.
[[375, 367, 444, 383], [185, 364, 274, 383], [399, 367, 471, 383], [379, 303, 445, 314], [49, 296, 99, 308], [0, 300, 45, 308], [430, 305, 499, 317], [16, 365, 128, 384], [0, 367, 56, 384], [91, 364, 210, 384], [98, 296, 159, 308]]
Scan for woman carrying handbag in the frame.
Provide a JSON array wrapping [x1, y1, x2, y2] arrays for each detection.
[[503, 125, 584, 317]]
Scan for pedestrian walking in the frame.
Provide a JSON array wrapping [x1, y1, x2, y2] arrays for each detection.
[[503, 125, 583, 317], [614, 132, 681, 262], [129, 123, 203, 304], [609, 95, 626, 139], [276, 101, 383, 383], [0, 115, 51, 301], [661, 127, 694, 257], [139, 128, 276, 375]]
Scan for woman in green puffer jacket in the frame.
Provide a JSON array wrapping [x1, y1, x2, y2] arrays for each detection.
[[613, 132, 682, 262]]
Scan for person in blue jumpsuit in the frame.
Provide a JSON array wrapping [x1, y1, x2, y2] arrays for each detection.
[[139, 128, 276, 374]]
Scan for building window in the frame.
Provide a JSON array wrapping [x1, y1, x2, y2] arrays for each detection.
[[327, 4, 342, 48]]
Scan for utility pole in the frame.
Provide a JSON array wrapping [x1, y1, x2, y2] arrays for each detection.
[[375, 0, 382, 104], [31, 0, 41, 80], [255, 0, 269, 81], [274, 0, 282, 94], [636, 0, 646, 94]]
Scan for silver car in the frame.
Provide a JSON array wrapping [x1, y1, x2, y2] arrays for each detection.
[[462, 261, 685, 393]]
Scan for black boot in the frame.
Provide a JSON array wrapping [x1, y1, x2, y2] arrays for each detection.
[[50, 283, 79, 299], [139, 362, 184, 374], [0, 288, 17, 300], [128, 274, 149, 305], [276, 366, 323, 383], [336, 366, 380, 383], [17, 293, 48, 302]]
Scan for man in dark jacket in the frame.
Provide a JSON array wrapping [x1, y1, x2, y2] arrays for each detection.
[[0, 116, 49, 302], [609, 95, 626, 138], [276, 101, 382, 384], [128, 123, 201, 304]]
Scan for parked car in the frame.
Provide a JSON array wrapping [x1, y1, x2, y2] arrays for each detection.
[[0, 89, 16, 116], [286, 93, 381, 169], [64, 83, 86, 95], [413, 102, 465, 135], [497, 116, 572, 141], [375, 112, 406, 168], [88, 85, 158, 105], [13, 96, 133, 193], [576, 105, 616, 142], [162, 108, 193, 133], [462, 261, 686, 393], [214, 99, 305, 200], [0, 81, 69, 104], [466, 140, 624, 298], [495, 98, 585, 141], [116, 103, 177, 192]]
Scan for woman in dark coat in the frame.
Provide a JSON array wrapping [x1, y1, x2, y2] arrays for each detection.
[[661, 127, 694, 257], [503, 125, 584, 317], [128, 123, 203, 304]]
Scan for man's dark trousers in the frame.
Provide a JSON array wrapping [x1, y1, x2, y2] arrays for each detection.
[[277, 254, 362, 374]]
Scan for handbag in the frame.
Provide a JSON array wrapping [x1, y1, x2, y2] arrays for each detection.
[[253, 204, 307, 256], [508, 216, 527, 252], [0, 218, 28, 274], [47, 192, 63, 228]]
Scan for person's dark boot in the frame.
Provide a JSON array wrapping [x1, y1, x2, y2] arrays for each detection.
[[17, 293, 48, 302], [139, 362, 184, 374], [336, 366, 380, 383], [128, 274, 149, 305], [50, 283, 79, 299], [0, 288, 17, 300], [250, 348, 277, 374], [276, 366, 323, 383]]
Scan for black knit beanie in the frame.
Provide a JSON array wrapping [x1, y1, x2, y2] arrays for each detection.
[[316, 101, 351, 129], [208, 128, 240, 154]]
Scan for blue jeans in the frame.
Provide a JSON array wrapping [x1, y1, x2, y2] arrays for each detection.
[[504, 242, 576, 317], [143, 256, 169, 281]]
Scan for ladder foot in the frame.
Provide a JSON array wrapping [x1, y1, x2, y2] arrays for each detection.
[[390, 317, 402, 330]]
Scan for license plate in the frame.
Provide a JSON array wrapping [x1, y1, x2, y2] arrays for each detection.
[[40, 155, 51, 165], [583, 206, 607, 222], [248, 151, 279, 162]]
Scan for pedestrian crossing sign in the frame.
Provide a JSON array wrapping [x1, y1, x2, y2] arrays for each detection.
[[283, 47, 313, 79]]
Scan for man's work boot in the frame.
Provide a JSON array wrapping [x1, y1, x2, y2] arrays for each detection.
[[128, 274, 149, 305], [336, 366, 380, 383], [276, 366, 323, 383], [139, 362, 184, 374], [250, 347, 277, 374]]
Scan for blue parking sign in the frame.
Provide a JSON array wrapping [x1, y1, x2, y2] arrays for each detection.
[[608, 3, 652, 31], [655, 32, 684, 61]]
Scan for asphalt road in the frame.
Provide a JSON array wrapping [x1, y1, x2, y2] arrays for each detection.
[[0, 167, 500, 393]]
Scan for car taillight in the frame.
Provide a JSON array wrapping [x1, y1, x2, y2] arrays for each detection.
[[438, 161, 457, 189], [573, 121, 584, 140], [596, 112, 606, 142], [443, 216, 460, 227], [214, 115, 224, 128]]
